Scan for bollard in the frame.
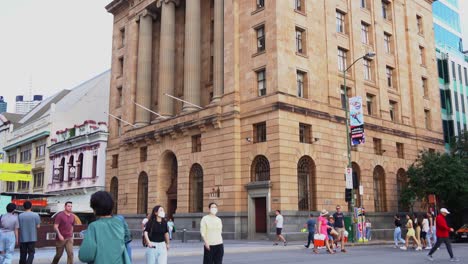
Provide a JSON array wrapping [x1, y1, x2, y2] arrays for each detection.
[[182, 228, 187, 243]]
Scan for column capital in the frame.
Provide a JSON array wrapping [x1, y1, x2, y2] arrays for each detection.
[[136, 9, 157, 21], [157, 0, 180, 8]]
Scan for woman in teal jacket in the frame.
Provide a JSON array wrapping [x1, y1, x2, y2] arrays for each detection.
[[79, 191, 131, 264]]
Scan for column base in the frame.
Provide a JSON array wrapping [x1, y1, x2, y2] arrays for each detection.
[[209, 97, 221, 104], [151, 116, 172, 124], [134, 122, 149, 128], [182, 106, 200, 112]]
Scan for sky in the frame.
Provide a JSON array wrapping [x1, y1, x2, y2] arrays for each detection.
[[0, 1, 467, 113], [0, 0, 113, 112]]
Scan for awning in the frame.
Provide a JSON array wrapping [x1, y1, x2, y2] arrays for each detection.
[[47, 193, 93, 214]]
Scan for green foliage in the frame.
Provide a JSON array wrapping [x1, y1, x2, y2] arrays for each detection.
[[450, 130, 468, 160]]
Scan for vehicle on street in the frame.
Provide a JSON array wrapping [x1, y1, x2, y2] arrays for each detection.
[[455, 224, 468, 242]]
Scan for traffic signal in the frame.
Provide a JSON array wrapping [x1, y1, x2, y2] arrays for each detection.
[[345, 188, 352, 202]]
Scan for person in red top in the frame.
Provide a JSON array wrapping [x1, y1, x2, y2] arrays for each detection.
[[426, 208, 459, 262], [52, 202, 76, 264]]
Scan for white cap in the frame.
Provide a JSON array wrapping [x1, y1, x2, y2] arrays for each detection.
[[440, 208, 450, 214]]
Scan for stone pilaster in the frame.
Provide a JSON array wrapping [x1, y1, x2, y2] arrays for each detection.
[[211, 0, 224, 103], [157, 0, 179, 117], [183, 0, 201, 111], [135, 10, 155, 126]]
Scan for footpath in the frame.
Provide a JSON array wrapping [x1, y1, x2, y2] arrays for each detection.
[[11, 239, 393, 263]]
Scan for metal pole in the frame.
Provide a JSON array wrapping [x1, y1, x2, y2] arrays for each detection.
[[343, 68, 354, 211]]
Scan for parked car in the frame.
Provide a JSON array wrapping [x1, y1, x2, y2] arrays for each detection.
[[455, 224, 468, 242]]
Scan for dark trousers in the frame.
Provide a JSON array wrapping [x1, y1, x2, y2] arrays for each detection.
[[19, 242, 36, 264], [305, 232, 314, 247], [428, 237, 453, 258], [203, 244, 224, 264]]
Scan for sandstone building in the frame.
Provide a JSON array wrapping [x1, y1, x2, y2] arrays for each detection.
[[106, 0, 442, 239]]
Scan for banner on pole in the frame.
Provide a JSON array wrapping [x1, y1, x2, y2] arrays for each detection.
[[349, 96, 365, 145], [345, 168, 353, 189]]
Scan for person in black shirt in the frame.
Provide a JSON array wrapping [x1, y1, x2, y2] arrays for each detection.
[[394, 214, 405, 248], [144, 205, 169, 264], [332, 205, 347, 252]]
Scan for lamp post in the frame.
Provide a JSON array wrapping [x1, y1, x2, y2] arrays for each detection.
[[343, 52, 376, 210]]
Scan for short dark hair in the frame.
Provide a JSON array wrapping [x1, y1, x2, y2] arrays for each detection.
[[208, 202, 217, 209], [309, 213, 314, 217], [65, 201, 73, 206], [276, 210, 281, 214], [90, 191, 114, 216], [6, 203, 16, 213], [23, 201, 32, 210]]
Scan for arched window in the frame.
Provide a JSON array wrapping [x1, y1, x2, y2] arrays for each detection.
[[68, 155, 74, 180], [352, 162, 361, 207], [137, 172, 148, 214], [60, 158, 65, 182], [251, 155, 270, 182], [110, 177, 119, 214], [77, 153, 84, 180], [373, 166, 387, 212], [189, 164, 204, 213], [396, 169, 408, 212], [297, 156, 316, 211]]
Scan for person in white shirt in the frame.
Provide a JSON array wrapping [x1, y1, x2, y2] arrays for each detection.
[[421, 214, 431, 249], [200, 203, 223, 264], [273, 210, 287, 246]]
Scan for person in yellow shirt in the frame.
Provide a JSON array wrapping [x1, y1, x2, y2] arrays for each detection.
[[200, 203, 223, 264]]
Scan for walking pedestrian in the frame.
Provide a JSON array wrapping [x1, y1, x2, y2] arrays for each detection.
[[79, 191, 131, 264], [167, 219, 174, 240], [400, 214, 422, 251], [51, 201, 75, 264], [115, 214, 133, 260], [317, 209, 334, 254], [413, 214, 421, 249], [0, 203, 19, 264], [421, 214, 430, 249], [142, 214, 150, 247], [273, 210, 287, 246], [333, 205, 347, 252], [18, 201, 41, 264], [428, 212, 437, 246], [303, 213, 316, 249], [393, 214, 405, 247], [201, 203, 224, 264], [426, 208, 459, 262], [144, 205, 170, 264], [365, 218, 372, 241]]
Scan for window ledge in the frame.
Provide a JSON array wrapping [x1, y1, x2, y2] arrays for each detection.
[[251, 7, 265, 15], [294, 10, 306, 16], [295, 52, 308, 58], [252, 50, 266, 58], [418, 33, 424, 37]]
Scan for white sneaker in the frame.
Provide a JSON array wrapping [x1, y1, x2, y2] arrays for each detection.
[[426, 255, 434, 261], [450, 258, 460, 262], [425, 247, 432, 250], [416, 247, 422, 251], [400, 246, 407, 250]]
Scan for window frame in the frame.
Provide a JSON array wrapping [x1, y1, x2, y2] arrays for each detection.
[[253, 122, 267, 143], [338, 47, 348, 72], [256, 25, 265, 53], [299, 123, 312, 144], [384, 32, 392, 54], [336, 10, 346, 34], [257, 69, 266, 96]]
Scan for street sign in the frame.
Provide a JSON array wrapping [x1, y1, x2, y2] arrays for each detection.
[[359, 185, 364, 195], [345, 168, 353, 189]]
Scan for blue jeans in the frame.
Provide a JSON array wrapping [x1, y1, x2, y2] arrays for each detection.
[[394, 227, 405, 246], [146, 241, 167, 264], [431, 226, 437, 245], [366, 228, 371, 240], [0, 231, 16, 264]]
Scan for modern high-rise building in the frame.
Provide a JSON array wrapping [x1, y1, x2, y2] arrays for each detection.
[[0, 96, 7, 113], [433, 0, 468, 150], [106, 0, 443, 239], [15, 95, 43, 115]]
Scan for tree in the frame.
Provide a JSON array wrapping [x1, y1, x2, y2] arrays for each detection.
[[450, 130, 468, 160]]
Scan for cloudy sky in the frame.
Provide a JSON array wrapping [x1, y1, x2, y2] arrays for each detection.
[[0, 0, 468, 113]]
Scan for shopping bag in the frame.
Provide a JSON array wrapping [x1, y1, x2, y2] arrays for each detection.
[[343, 230, 349, 243], [300, 228, 307, 233], [313, 234, 326, 247]]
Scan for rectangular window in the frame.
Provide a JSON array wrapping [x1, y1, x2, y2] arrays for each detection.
[[336, 10, 346, 33], [140, 147, 148, 162], [361, 22, 370, 44], [384, 32, 392, 54], [422, 77, 428, 97], [457, 121, 462, 135], [117, 117, 122, 136], [419, 46, 426, 66], [295, 0, 304, 12], [424, 110, 431, 130], [366, 94, 375, 115], [454, 91, 459, 111], [257, 69, 266, 96], [253, 122, 267, 143], [117, 86, 123, 107], [340, 85, 352, 109], [256, 0, 264, 9], [462, 96, 466, 113], [295, 27, 306, 54], [18, 181, 29, 192], [8, 154, 16, 163], [338, 47, 348, 72], [458, 65, 463, 84], [363, 58, 372, 81], [6, 182, 15, 192], [416, 15, 423, 35], [464, 67, 468, 86], [120, 27, 125, 47], [382, 1, 391, 20], [35, 144, 46, 158], [442, 120, 455, 143], [386, 66, 393, 88], [452, 61, 456, 80], [299, 123, 312, 144], [389, 101, 398, 122], [92, 155, 98, 178], [112, 154, 119, 168], [33, 171, 44, 188], [256, 25, 265, 52], [373, 138, 383, 155], [118, 57, 124, 77], [20, 148, 32, 163], [192, 135, 202, 153], [297, 70, 307, 98], [360, 0, 368, 9], [396, 143, 404, 159]]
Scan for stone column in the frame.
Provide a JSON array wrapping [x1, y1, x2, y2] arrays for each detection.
[[211, 0, 224, 103], [135, 10, 155, 126], [183, 0, 201, 111], [157, 0, 179, 117]]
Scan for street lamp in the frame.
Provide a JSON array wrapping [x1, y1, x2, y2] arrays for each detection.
[[343, 51, 376, 210]]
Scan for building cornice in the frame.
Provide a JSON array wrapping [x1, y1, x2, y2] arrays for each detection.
[[105, 0, 129, 14], [3, 131, 50, 151]]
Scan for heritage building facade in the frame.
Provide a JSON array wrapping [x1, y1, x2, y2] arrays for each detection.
[[106, 0, 442, 239]]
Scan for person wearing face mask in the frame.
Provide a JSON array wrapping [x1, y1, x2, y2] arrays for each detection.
[[144, 205, 170, 264], [200, 203, 223, 264]]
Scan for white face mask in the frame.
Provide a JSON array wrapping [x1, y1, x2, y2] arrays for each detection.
[[158, 212, 166, 218], [210, 208, 218, 215]]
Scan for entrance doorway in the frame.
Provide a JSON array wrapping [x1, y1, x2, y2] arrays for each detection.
[[166, 154, 178, 219], [254, 197, 267, 233]]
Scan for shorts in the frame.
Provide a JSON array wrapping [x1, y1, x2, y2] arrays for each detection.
[[276, 228, 282, 235], [406, 228, 415, 237], [334, 227, 345, 236], [421, 231, 427, 239]]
